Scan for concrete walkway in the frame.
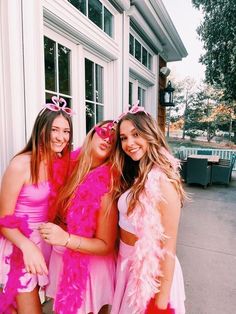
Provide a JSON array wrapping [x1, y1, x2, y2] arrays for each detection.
[[177, 172, 236, 314]]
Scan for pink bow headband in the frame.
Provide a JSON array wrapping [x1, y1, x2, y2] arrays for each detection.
[[41, 96, 75, 116], [114, 103, 149, 123]]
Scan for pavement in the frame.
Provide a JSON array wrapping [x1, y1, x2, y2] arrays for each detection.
[[177, 172, 236, 314], [43, 173, 236, 314]]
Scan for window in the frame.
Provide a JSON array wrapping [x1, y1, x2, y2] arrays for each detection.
[[44, 36, 72, 105], [85, 58, 104, 132], [129, 82, 133, 108], [129, 33, 152, 70], [68, 0, 113, 37], [138, 86, 146, 107]]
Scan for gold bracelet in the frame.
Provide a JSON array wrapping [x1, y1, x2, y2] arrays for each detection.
[[64, 233, 71, 247], [76, 236, 82, 250]]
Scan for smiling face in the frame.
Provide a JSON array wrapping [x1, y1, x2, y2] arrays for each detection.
[[119, 120, 148, 161], [90, 122, 114, 167], [50, 115, 71, 153]]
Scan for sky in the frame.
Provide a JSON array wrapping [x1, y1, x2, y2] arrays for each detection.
[[162, 0, 205, 84]]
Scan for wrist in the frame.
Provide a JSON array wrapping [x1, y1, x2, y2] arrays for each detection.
[[64, 232, 71, 247]]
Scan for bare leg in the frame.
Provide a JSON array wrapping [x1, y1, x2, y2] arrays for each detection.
[[16, 287, 42, 314]]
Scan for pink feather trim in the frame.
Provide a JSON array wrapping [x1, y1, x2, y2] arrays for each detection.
[[0, 214, 32, 313], [54, 164, 111, 314], [127, 167, 171, 314]]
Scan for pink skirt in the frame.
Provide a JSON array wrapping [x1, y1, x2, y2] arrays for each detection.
[[46, 245, 116, 314], [111, 241, 186, 314], [0, 222, 51, 292]]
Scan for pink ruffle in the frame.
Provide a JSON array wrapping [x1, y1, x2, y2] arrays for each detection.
[[53, 164, 111, 314], [0, 214, 32, 314]]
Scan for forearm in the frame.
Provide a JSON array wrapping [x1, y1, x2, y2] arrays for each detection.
[[1, 227, 32, 250], [63, 232, 114, 255], [155, 254, 175, 309]]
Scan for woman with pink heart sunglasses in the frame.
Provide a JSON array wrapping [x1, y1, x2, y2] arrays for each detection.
[[39, 120, 118, 314]]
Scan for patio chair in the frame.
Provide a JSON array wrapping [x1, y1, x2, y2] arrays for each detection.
[[197, 150, 212, 155], [186, 157, 211, 188], [211, 163, 231, 185], [211, 154, 235, 185], [180, 160, 187, 182]]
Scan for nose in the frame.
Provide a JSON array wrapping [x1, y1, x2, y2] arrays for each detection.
[[103, 137, 111, 145], [126, 136, 134, 147], [55, 131, 64, 141]]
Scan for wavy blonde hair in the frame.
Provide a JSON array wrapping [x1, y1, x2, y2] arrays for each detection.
[[111, 112, 185, 213], [55, 120, 114, 221]]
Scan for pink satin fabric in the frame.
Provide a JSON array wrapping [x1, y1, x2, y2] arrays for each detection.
[[0, 182, 51, 292]]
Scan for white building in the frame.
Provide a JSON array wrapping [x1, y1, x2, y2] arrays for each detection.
[[0, 0, 187, 177]]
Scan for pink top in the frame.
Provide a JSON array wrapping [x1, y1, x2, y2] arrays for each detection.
[[15, 181, 50, 222], [118, 189, 136, 234], [0, 181, 51, 313]]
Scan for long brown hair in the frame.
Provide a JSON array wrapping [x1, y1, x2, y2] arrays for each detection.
[[17, 109, 73, 184], [111, 112, 185, 212], [55, 120, 114, 221]]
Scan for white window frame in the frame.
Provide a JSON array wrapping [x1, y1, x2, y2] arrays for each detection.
[[44, 26, 81, 145]]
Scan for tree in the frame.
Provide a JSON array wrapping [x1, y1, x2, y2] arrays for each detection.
[[192, 0, 236, 142]]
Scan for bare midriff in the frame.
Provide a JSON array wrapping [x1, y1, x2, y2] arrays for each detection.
[[120, 228, 138, 246]]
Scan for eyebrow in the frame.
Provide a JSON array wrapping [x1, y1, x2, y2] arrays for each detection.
[[120, 127, 136, 136], [52, 125, 70, 130]]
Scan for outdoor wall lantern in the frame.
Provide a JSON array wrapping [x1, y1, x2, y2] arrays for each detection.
[[160, 80, 175, 107]]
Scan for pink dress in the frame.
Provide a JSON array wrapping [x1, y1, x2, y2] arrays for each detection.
[[111, 171, 186, 314], [0, 182, 51, 292], [46, 245, 116, 314]]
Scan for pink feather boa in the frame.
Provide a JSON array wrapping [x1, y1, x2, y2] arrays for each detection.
[[53, 164, 111, 314], [0, 214, 32, 314], [127, 151, 180, 314]]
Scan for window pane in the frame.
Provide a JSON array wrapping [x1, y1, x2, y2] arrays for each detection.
[[95, 64, 103, 103], [142, 89, 146, 106], [59, 96, 71, 108], [129, 34, 134, 55], [138, 87, 146, 107], [142, 47, 148, 67], [45, 92, 56, 103], [135, 39, 141, 62], [129, 82, 133, 107], [96, 104, 103, 122], [86, 102, 95, 132], [68, 0, 86, 15], [44, 37, 56, 92], [148, 53, 152, 70], [58, 44, 71, 95], [85, 59, 94, 101], [88, 0, 102, 29], [138, 87, 141, 105], [104, 7, 113, 37]]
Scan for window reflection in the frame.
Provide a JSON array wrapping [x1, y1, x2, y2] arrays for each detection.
[[68, 0, 113, 37], [44, 37, 72, 107], [85, 58, 104, 132]]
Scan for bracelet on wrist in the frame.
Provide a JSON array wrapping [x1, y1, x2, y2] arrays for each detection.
[[64, 233, 71, 247], [76, 236, 82, 250]]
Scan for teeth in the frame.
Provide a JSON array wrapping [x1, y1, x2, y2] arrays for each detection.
[[129, 148, 139, 153]]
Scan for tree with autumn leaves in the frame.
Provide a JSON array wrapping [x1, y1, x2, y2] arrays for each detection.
[[191, 0, 236, 142]]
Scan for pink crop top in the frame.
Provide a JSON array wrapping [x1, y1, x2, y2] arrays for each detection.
[[117, 189, 136, 235]]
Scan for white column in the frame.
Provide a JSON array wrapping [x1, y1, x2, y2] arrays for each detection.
[[21, 0, 45, 139], [0, 0, 25, 178]]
